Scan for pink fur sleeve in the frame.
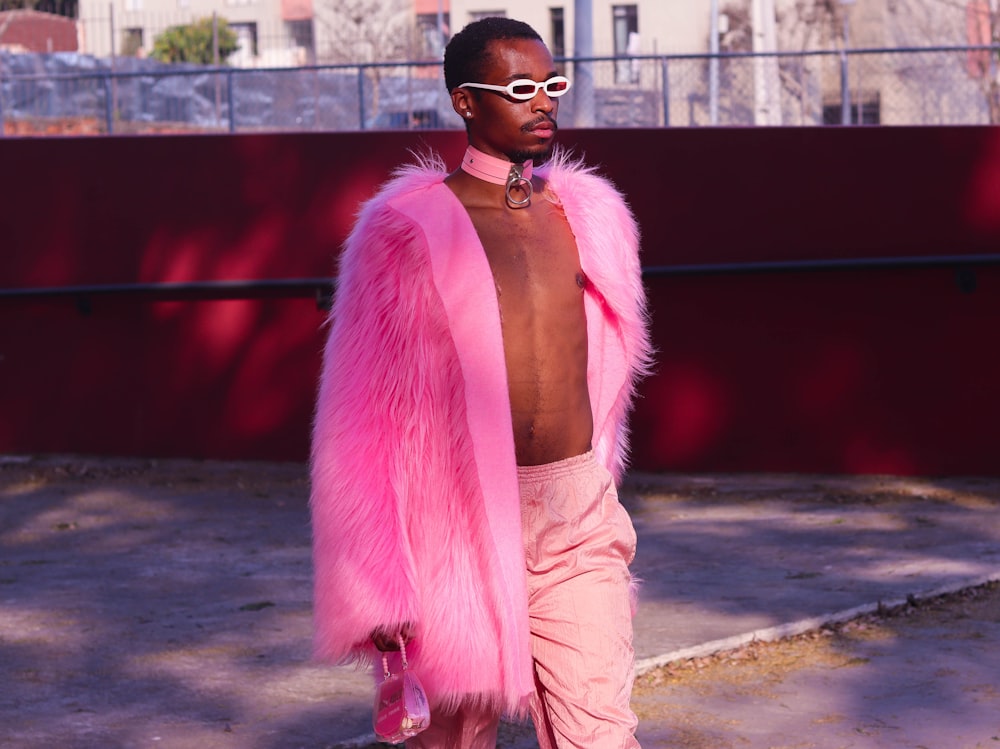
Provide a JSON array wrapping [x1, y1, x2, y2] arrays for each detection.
[[309, 195, 427, 666], [544, 157, 654, 481]]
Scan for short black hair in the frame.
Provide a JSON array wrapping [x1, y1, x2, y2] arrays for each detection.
[[443, 17, 543, 93]]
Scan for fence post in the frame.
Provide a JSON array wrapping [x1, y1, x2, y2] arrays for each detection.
[[573, 0, 595, 127], [213, 13, 221, 127], [109, 2, 117, 132], [227, 69, 235, 133], [103, 72, 114, 134], [840, 49, 851, 125], [660, 56, 670, 127], [709, 0, 720, 125], [357, 67, 366, 129]]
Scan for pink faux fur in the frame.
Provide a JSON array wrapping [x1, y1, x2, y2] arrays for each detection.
[[310, 152, 652, 717]]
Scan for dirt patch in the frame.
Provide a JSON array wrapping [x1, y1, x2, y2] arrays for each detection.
[[637, 583, 999, 694], [627, 472, 1000, 510], [632, 582, 1000, 748]]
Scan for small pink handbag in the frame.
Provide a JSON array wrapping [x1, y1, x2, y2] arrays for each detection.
[[373, 636, 430, 743]]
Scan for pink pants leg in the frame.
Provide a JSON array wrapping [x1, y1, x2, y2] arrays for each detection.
[[407, 451, 639, 749], [519, 451, 640, 749], [405, 702, 500, 749]]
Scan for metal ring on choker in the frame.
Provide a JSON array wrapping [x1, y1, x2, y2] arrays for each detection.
[[461, 145, 533, 209], [505, 165, 532, 208]]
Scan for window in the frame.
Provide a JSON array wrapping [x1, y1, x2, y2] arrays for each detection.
[[470, 11, 505, 21], [121, 27, 143, 57], [612, 4, 639, 84], [230, 22, 258, 66], [823, 91, 880, 125], [550, 7, 565, 59], [549, 7, 566, 75], [287, 19, 314, 64], [416, 12, 448, 59]]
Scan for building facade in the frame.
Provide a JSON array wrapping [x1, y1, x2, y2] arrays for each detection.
[[445, 0, 987, 126], [52, 0, 990, 126], [76, 0, 316, 66], [447, 1, 709, 58], [74, 0, 458, 68]]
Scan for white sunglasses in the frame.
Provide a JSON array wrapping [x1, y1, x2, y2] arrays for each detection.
[[459, 76, 572, 101]]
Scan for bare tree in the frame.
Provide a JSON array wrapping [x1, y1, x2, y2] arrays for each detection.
[[870, 0, 999, 123], [779, 0, 842, 47], [913, 0, 1000, 121], [720, 0, 842, 122], [774, 1, 841, 122], [314, 0, 420, 65], [721, 2, 842, 54], [313, 0, 428, 118], [719, 0, 1000, 123], [720, 2, 753, 51]]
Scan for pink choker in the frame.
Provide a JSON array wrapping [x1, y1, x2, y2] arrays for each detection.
[[460, 145, 533, 208]]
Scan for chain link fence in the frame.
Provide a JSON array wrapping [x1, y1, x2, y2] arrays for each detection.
[[2, 45, 998, 135]]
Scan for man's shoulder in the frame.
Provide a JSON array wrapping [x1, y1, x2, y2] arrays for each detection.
[[541, 151, 626, 208], [343, 161, 454, 268], [368, 160, 450, 212], [540, 150, 639, 262]]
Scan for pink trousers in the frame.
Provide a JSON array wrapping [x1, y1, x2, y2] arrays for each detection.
[[407, 451, 640, 749]]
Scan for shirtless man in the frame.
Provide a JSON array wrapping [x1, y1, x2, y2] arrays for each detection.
[[310, 17, 650, 749], [446, 45, 592, 468]]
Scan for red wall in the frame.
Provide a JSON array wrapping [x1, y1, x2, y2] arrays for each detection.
[[1, 128, 999, 475]]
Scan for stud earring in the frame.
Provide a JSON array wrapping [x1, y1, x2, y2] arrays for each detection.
[[465, 111, 472, 118]]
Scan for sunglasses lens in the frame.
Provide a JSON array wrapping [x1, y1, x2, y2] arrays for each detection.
[[509, 81, 540, 99], [499, 78, 572, 100]]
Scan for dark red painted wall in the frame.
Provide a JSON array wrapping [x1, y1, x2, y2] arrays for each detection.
[[2, 128, 998, 475]]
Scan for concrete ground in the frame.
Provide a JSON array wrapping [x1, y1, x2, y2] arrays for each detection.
[[1, 456, 998, 748]]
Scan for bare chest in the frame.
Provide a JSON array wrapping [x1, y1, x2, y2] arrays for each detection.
[[468, 199, 584, 306]]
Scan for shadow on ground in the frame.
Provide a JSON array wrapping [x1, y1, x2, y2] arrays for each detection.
[[1, 458, 998, 748]]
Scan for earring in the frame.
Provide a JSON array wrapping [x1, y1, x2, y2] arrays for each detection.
[[465, 111, 472, 118]]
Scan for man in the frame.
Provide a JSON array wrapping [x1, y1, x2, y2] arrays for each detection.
[[310, 17, 651, 749]]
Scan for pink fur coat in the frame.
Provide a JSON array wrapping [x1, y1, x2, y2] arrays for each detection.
[[310, 152, 651, 717]]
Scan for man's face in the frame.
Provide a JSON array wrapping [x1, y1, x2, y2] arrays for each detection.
[[464, 38, 562, 163]]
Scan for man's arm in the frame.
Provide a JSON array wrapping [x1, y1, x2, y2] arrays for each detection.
[[310, 199, 425, 664]]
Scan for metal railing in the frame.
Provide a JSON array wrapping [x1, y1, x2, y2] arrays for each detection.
[[4, 254, 997, 318], [0, 278, 336, 313], [2, 44, 999, 135]]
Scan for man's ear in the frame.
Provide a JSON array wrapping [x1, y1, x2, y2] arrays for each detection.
[[450, 88, 474, 119]]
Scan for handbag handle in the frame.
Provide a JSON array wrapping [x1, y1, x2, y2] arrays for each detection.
[[382, 634, 409, 680]]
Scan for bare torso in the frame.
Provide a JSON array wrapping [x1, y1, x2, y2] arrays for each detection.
[[446, 171, 593, 466]]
